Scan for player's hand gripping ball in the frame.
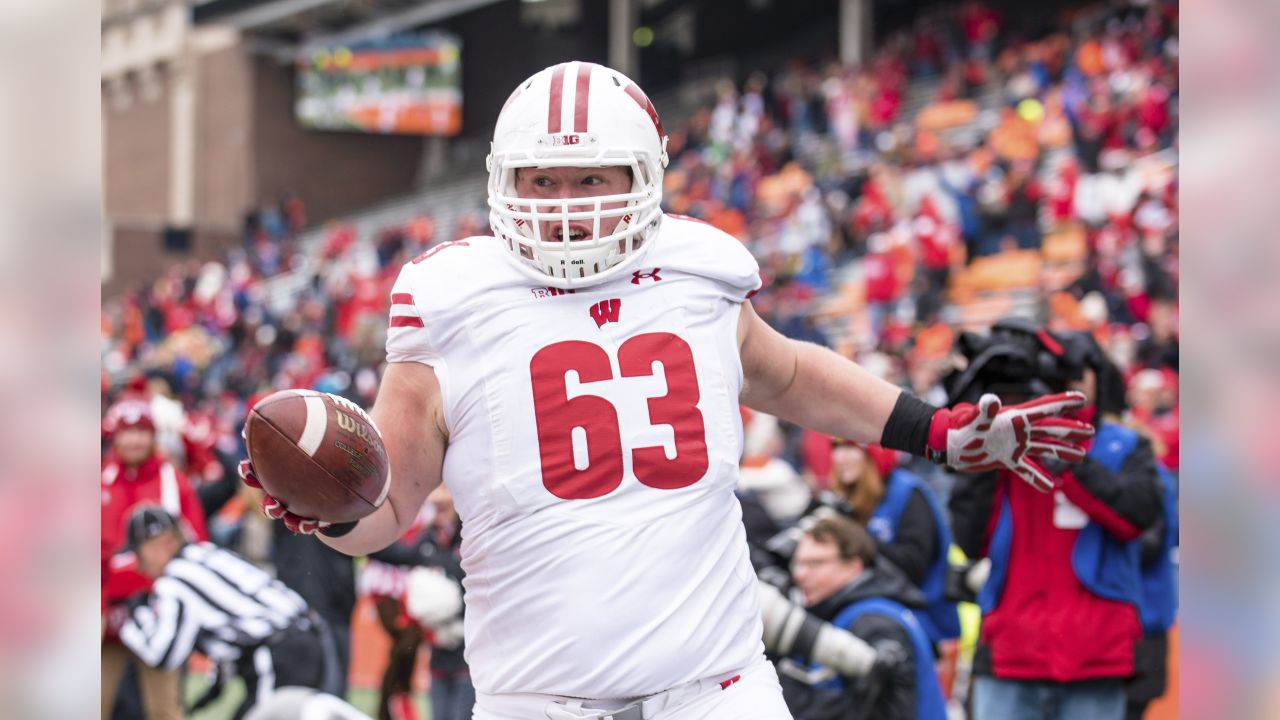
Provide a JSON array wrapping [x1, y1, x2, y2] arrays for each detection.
[[241, 390, 390, 533]]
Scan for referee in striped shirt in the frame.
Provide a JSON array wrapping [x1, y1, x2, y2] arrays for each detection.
[[118, 505, 342, 719]]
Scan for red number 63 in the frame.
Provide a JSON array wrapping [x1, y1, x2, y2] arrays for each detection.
[[529, 332, 709, 499]]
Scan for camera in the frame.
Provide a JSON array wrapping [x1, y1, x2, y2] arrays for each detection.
[[942, 318, 1081, 405], [941, 317, 1125, 416]]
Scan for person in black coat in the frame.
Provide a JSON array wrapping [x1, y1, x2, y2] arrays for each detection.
[[272, 524, 356, 697]]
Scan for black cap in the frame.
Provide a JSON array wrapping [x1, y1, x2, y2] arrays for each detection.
[[126, 505, 180, 550]]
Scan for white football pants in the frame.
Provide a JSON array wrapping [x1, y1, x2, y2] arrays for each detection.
[[472, 657, 793, 720]]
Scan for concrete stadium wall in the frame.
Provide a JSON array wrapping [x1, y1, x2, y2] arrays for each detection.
[[103, 70, 173, 224], [249, 55, 424, 226], [194, 37, 255, 235]]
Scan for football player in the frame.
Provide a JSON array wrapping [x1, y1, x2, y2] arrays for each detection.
[[241, 62, 1093, 720]]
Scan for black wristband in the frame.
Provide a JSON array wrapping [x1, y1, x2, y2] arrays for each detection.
[[880, 392, 939, 458], [319, 520, 358, 538]]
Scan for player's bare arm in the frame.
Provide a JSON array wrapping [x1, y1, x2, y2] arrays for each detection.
[[738, 300, 900, 444], [738, 300, 1095, 489], [319, 361, 448, 556]]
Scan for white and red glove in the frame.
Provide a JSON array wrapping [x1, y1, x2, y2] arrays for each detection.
[[927, 391, 1095, 492], [238, 460, 356, 537]]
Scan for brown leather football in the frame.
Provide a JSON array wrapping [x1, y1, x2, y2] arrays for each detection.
[[244, 389, 390, 524]]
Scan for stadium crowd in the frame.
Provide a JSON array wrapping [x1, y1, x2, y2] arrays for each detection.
[[100, 0, 1178, 717]]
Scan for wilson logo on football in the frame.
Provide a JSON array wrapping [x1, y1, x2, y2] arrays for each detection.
[[335, 411, 381, 449]]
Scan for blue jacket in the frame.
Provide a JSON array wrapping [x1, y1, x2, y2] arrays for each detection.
[[832, 599, 948, 720], [1139, 464, 1178, 632], [979, 423, 1148, 615], [869, 470, 961, 643], [780, 560, 946, 720]]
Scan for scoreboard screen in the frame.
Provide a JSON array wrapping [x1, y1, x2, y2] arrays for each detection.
[[296, 33, 462, 136]]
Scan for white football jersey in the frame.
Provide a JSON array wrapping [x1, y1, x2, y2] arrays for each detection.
[[385, 215, 765, 698]]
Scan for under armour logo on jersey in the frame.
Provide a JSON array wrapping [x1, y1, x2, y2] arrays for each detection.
[[589, 299, 621, 327], [632, 268, 662, 284]]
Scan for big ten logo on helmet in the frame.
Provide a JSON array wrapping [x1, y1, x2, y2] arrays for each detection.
[[540, 132, 596, 147]]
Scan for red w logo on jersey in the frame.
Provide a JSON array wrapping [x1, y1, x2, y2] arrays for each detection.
[[589, 299, 621, 328]]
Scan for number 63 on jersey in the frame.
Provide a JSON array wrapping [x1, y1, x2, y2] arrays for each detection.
[[530, 331, 711, 500]]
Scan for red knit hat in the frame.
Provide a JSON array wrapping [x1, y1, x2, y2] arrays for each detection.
[[103, 397, 154, 435]]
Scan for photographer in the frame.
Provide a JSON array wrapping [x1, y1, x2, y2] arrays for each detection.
[[760, 515, 947, 720], [756, 440, 959, 648], [945, 320, 1163, 720]]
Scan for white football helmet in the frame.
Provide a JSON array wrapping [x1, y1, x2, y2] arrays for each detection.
[[488, 61, 670, 288]]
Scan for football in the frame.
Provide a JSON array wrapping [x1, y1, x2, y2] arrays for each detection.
[[243, 389, 390, 524]]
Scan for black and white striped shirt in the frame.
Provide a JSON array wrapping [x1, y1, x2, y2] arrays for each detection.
[[120, 542, 310, 670]]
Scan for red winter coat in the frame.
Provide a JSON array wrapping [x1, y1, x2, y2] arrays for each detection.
[[863, 253, 901, 304], [101, 452, 208, 613], [950, 433, 1163, 682], [979, 471, 1142, 679], [914, 201, 953, 271]]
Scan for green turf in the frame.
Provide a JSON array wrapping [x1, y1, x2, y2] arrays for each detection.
[[183, 674, 430, 719]]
